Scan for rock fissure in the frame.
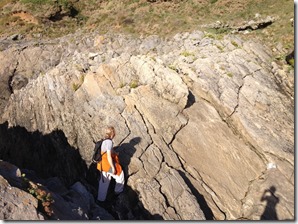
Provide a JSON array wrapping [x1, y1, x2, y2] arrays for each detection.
[[131, 104, 148, 133], [263, 151, 294, 167], [154, 176, 172, 208], [188, 167, 227, 219], [139, 143, 153, 160], [168, 115, 189, 146], [118, 111, 132, 145], [8, 51, 23, 94], [226, 72, 253, 120], [136, 105, 157, 135], [240, 169, 266, 205]]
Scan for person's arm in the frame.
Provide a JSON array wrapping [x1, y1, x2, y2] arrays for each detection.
[[261, 189, 269, 201], [107, 149, 116, 174]]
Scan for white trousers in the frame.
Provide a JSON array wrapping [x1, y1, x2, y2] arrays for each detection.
[[97, 170, 125, 202]]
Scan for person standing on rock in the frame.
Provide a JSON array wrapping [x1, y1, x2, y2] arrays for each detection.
[[97, 126, 125, 202]]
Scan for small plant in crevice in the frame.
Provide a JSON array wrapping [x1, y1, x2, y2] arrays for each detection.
[[226, 72, 233, 78], [180, 51, 195, 57], [168, 64, 178, 72], [72, 83, 81, 91], [21, 173, 55, 217], [288, 58, 294, 67], [79, 74, 85, 83], [204, 31, 224, 40], [150, 56, 156, 62], [129, 79, 138, 88], [72, 74, 85, 91], [119, 82, 126, 88], [231, 40, 240, 48], [216, 44, 224, 52]]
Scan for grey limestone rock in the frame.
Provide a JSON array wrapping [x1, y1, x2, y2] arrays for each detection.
[[0, 28, 294, 220]]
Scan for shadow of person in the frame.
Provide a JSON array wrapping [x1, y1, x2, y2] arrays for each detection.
[[115, 137, 141, 181], [260, 186, 279, 220]]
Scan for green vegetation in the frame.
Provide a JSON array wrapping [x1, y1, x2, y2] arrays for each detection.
[[119, 82, 125, 88], [72, 83, 80, 91], [216, 44, 224, 52], [180, 51, 195, 57], [72, 74, 85, 91], [227, 73, 233, 78], [0, 0, 294, 54], [204, 31, 224, 40], [231, 41, 239, 48], [288, 58, 294, 68], [129, 80, 138, 89], [210, 0, 218, 4], [20, 0, 51, 4], [22, 173, 54, 217], [168, 64, 178, 71]]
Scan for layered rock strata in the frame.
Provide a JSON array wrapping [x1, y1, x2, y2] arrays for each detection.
[[0, 29, 294, 220]]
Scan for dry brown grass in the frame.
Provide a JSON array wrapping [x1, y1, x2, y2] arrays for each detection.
[[0, 0, 294, 52]]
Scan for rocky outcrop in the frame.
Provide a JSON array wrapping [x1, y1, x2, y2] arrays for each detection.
[[0, 161, 43, 220], [202, 14, 277, 33], [0, 160, 117, 220], [0, 28, 294, 220]]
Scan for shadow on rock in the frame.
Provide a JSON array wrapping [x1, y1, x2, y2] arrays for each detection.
[[0, 121, 86, 186], [178, 170, 214, 220], [0, 123, 163, 220], [260, 186, 279, 220], [97, 183, 163, 220], [117, 137, 141, 181]]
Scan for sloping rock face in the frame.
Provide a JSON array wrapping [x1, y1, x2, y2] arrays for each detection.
[[0, 160, 115, 220], [0, 29, 294, 220]]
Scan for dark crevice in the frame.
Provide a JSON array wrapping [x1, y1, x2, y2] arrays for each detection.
[[8, 60, 20, 94], [8, 75, 14, 94], [225, 71, 255, 120], [285, 50, 294, 66], [185, 90, 196, 109], [177, 170, 214, 220], [0, 122, 161, 220], [154, 176, 179, 219], [237, 21, 273, 32], [49, 6, 79, 22]]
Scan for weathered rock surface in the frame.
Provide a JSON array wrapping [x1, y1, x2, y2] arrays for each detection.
[[0, 28, 294, 220], [0, 161, 43, 220], [0, 160, 115, 220]]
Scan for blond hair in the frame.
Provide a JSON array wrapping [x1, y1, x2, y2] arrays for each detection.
[[104, 126, 115, 139]]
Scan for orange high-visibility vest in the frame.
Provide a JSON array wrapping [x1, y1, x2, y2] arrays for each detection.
[[97, 152, 122, 176]]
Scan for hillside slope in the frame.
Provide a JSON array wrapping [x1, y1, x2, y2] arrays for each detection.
[[0, 0, 294, 53]]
